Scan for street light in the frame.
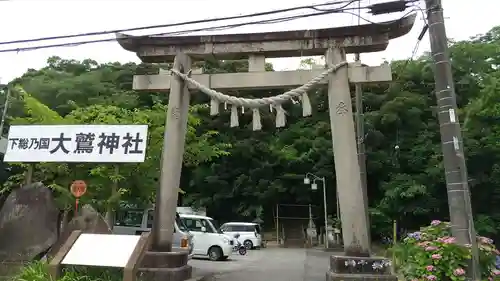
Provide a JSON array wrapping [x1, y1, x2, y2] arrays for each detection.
[[304, 172, 329, 248]]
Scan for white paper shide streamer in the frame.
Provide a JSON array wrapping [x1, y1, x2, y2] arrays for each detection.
[[172, 61, 350, 131]]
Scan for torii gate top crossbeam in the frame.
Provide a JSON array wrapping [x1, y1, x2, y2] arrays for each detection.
[[116, 14, 416, 62]]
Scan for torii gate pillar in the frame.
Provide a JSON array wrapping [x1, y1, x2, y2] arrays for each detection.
[[326, 48, 370, 256]]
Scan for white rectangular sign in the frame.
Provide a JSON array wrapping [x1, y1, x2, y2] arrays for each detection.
[[62, 233, 140, 268], [4, 125, 148, 163]]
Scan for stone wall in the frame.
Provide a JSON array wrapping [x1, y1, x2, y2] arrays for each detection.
[[0, 261, 27, 281]]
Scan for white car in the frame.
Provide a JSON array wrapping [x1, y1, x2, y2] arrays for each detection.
[[179, 214, 233, 261], [220, 222, 262, 249], [113, 208, 194, 259]]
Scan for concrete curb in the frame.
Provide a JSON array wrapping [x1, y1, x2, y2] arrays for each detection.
[[312, 247, 344, 252], [186, 273, 216, 281]]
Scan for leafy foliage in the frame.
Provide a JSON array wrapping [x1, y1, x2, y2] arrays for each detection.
[[1, 25, 500, 244], [12, 261, 122, 281], [391, 220, 500, 281]]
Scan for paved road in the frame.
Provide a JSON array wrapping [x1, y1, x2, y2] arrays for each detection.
[[189, 248, 333, 281]]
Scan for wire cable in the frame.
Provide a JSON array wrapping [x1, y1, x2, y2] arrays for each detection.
[[313, 4, 419, 24], [0, 3, 371, 53], [0, 0, 360, 46]]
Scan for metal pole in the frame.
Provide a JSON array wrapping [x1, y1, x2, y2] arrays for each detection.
[[322, 177, 329, 248], [336, 188, 340, 223], [276, 204, 279, 245], [25, 163, 33, 185], [308, 203, 313, 246], [424, 0, 480, 279], [0, 87, 10, 136]]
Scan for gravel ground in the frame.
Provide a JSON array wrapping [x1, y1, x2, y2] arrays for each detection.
[[189, 247, 335, 281]]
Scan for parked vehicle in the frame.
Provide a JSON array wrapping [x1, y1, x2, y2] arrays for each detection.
[[179, 213, 233, 261], [113, 208, 194, 259], [261, 240, 267, 248], [220, 222, 262, 249], [232, 234, 247, 255]]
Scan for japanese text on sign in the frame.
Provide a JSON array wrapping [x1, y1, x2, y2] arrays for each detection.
[[4, 125, 148, 163]]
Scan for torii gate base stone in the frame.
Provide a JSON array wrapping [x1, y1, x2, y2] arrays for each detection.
[[117, 14, 415, 281]]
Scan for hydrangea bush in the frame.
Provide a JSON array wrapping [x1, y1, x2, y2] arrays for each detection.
[[392, 220, 500, 281]]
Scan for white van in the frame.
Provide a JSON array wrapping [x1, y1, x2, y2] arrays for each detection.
[[178, 213, 233, 261], [113, 208, 194, 258], [220, 222, 262, 249]]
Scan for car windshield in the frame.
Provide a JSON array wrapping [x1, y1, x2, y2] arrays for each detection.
[[208, 219, 223, 234], [115, 209, 143, 227], [176, 213, 189, 232], [147, 210, 189, 232], [254, 224, 261, 234]]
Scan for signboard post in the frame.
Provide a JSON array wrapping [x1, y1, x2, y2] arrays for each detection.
[[70, 180, 87, 213], [49, 231, 151, 281], [4, 125, 151, 280]]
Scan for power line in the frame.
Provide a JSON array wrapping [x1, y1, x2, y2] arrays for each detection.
[[314, 1, 422, 24], [0, 6, 419, 54], [399, 15, 428, 70], [0, 3, 374, 54], [0, 0, 360, 46]]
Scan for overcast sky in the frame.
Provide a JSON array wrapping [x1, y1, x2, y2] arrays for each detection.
[[0, 0, 498, 84]]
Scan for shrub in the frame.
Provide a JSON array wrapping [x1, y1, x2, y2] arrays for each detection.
[[391, 220, 500, 281], [14, 261, 50, 281], [13, 261, 122, 281]]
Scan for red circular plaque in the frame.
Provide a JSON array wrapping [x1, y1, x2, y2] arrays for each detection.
[[70, 180, 87, 198]]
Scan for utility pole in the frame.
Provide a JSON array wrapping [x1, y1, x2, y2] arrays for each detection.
[[424, 0, 480, 279]]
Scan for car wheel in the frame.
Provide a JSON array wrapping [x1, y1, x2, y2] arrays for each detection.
[[238, 247, 247, 255], [208, 246, 222, 261], [243, 240, 253, 250]]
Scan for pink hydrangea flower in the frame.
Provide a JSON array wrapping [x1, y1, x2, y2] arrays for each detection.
[[443, 237, 456, 244], [479, 236, 494, 244], [488, 277, 493, 281], [430, 220, 441, 226], [453, 268, 465, 276], [425, 246, 438, 251], [436, 236, 447, 242], [436, 236, 456, 243], [426, 265, 434, 271], [426, 275, 437, 280], [418, 241, 430, 247], [492, 269, 500, 276], [431, 254, 442, 260]]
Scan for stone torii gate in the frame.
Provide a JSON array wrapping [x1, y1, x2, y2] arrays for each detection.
[[117, 14, 415, 281]]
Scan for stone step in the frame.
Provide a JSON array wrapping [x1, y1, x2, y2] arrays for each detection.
[[282, 238, 307, 248], [141, 251, 188, 268], [137, 265, 192, 281], [329, 255, 393, 275], [326, 272, 397, 281]]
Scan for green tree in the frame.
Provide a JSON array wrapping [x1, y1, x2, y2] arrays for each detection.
[[2, 86, 230, 228], [3, 24, 500, 242]]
